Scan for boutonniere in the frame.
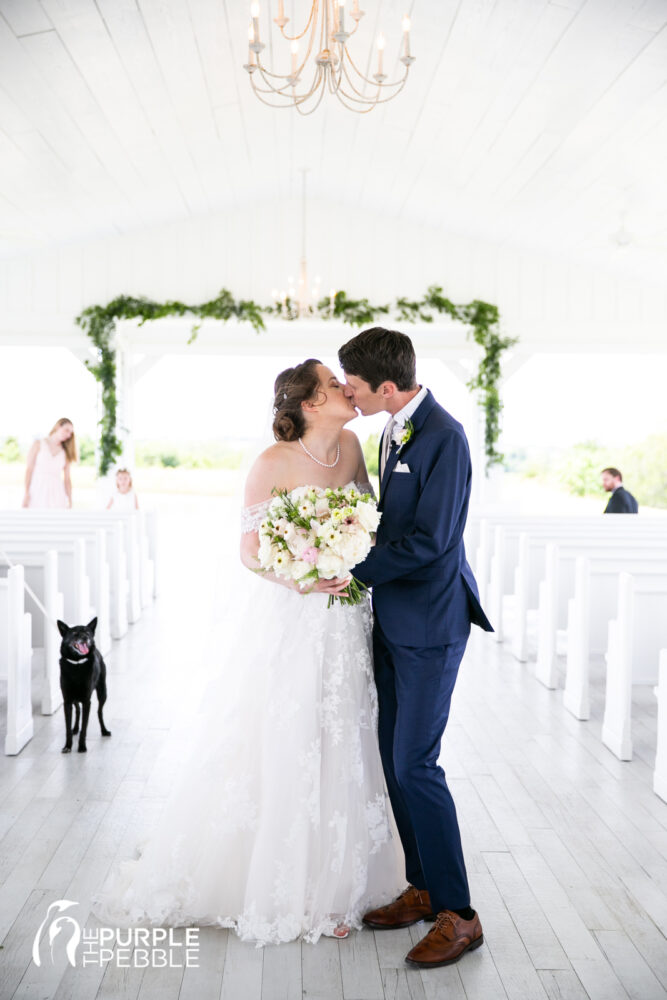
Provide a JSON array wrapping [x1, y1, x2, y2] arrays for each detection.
[[392, 418, 415, 453]]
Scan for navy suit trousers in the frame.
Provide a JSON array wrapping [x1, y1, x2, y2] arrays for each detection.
[[372, 619, 471, 913]]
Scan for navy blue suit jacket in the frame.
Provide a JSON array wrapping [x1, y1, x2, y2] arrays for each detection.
[[604, 486, 638, 514], [353, 389, 494, 646]]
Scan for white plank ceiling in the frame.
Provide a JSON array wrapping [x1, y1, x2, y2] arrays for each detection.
[[0, 0, 666, 283]]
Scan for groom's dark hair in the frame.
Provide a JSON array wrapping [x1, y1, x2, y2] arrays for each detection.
[[338, 327, 417, 392]]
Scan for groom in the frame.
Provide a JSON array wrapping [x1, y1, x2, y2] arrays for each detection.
[[339, 327, 494, 969]]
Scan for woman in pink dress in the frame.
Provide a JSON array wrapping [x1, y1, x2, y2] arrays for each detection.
[[22, 418, 78, 509]]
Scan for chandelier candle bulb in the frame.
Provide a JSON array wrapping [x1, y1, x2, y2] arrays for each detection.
[[244, 23, 257, 71], [337, 0, 345, 35], [377, 33, 385, 75], [291, 39, 299, 79], [251, 2, 260, 44], [402, 15, 411, 58]]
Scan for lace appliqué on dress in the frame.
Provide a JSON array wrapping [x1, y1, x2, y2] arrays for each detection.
[[240, 498, 272, 533], [354, 481, 376, 500]]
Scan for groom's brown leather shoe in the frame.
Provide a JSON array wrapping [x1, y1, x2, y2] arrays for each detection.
[[362, 885, 435, 929], [405, 909, 483, 968]]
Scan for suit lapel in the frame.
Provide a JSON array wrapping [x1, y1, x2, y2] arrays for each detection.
[[377, 389, 437, 508], [379, 443, 400, 507]]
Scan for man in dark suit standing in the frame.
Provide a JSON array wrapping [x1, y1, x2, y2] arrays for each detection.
[[339, 327, 494, 971], [602, 467, 639, 513]]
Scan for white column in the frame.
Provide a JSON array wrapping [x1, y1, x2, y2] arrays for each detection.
[[469, 388, 487, 506], [116, 340, 135, 470], [439, 357, 487, 506], [484, 348, 531, 507], [67, 345, 102, 474], [115, 339, 164, 472]]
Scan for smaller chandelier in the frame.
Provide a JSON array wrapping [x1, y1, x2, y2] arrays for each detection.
[[243, 1, 415, 115]]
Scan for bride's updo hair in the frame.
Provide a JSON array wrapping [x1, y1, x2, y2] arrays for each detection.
[[273, 358, 324, 442]]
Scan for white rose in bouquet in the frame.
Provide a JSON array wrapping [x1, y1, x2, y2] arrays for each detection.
[[337, 530, 369, 567], [317, 549, 347, 579], [355, 499, 381, 534], [315, 497, 331, 518]]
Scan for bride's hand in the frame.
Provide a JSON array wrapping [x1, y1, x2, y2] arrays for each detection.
[[307, 575, 352, 597]]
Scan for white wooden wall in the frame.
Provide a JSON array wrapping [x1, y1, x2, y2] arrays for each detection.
[[0, 203, 665, 355]]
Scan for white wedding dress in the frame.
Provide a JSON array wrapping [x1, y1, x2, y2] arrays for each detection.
[[90, 481, 406, 947]]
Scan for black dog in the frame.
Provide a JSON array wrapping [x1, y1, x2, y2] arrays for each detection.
[[57, 617, 111, 753]]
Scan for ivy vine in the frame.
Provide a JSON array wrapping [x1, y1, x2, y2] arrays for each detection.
[[76, 285, 517, 476]]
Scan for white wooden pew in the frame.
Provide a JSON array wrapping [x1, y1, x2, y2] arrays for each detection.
[[601, 571, 667, 761], [557, 553, 667, 718], [0, 537, 92, 634], [0, 564, 34, 755], [23, 511, 144, 621], [0, 528, 110, 656], [0, 511, 137, 628], [563, 556, 592, 720], [474, 516, 667, 631], [2, 509, 157, 616], [0, 550, 63, 715], [469, 513, 666, 587], [0, 514, 127, 639], [534, 544, 667, 692], [46, 509, 154, 614], [141, 510, 160, 597], [140, 510, 158, 603], [510, 531, 667, 660], [654, 650, 667, 802]]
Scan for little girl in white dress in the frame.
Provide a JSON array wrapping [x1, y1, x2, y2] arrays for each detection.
[[106, 467, 139, 511]]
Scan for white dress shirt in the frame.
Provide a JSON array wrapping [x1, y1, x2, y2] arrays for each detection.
[[391, 384, 428, 428], [379, 384, 428, 478]]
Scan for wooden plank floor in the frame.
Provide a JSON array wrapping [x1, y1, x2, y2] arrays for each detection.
[[1, 499, 667, 999]]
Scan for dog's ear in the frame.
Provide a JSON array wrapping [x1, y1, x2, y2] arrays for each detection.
[[57, 620, 69, 637], [86, 617, 98, 635]]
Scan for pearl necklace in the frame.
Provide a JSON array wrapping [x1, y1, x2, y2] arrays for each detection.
[[298, 436, 340, 468]]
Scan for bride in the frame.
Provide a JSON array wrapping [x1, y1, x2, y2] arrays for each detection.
[[90, 357, 406, 946]]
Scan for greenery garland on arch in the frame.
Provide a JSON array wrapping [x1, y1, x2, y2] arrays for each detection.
[[76, 284, 517, 477]]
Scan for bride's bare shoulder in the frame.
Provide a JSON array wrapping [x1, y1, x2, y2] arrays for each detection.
[[253, 441, 294, 469], [244, 442, 294, 506], [340, 427, 364, 456]]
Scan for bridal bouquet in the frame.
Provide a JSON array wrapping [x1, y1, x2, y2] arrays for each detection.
[[256, 484, 381, 607]]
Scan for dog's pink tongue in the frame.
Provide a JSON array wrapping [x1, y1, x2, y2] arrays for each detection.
[[77, 642, 89, 655]]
